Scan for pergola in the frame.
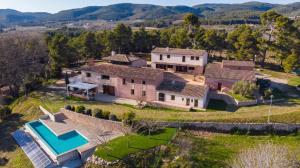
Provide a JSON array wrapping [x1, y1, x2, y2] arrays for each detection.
[[67, 82, 98, 100]]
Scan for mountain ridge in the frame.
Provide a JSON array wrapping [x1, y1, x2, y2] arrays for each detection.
[[0, 2, 299, 27]]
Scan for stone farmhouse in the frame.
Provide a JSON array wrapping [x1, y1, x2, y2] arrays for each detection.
[[204, 60, 256, 90], [69, 63, 209, 110], [151, 47, 208, 75], [67, 47, 256, 110]]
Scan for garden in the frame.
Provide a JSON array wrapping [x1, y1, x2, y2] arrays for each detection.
[[94, 128, 177, 162]]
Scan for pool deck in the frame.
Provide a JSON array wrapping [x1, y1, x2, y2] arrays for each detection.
[[40, 118, 122, 146]]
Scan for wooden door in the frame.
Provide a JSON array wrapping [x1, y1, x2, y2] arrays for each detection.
[[103, 85, 115, 96], [186, 98, 190, 106], [194, 99, 198, 107], [217, 83, 222, 90]]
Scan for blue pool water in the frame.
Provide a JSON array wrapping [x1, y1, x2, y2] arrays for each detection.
[[26, 121, 88, 155]]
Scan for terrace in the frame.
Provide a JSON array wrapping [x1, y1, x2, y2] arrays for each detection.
[[14, 106, 125, 167]]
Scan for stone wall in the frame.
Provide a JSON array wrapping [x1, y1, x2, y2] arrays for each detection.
[[208, 91, 236, 105], [60, 108, 129, 133], [235, 99, 258, 106], [208, 91, 258, 107], [157, 121, 300, 134]]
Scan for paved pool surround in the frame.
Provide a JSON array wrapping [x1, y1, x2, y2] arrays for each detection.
[[24, 106, 126, 165], [26, 121, 88, 155]]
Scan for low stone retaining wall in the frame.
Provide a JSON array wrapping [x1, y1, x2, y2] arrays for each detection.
[[157, 121, 300, 134], [209, 91, 258, 107], [209, 91, 236, 105], [235, 99, 258, 106], [60, 108, 128, 133], [87, 146, 163, 167]]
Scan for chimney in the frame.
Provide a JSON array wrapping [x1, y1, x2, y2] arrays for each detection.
[[111, 51, 116, 56]]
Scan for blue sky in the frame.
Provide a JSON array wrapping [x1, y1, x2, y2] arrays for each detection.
[[0, 0, 299, 13]]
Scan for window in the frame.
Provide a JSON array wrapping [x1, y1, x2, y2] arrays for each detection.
[[188, 67, 195, 70], [142, 81, 146, 85], [86, 73, 91, 77], [131, 89, 135, 95], [171, 95, 175, 100], [142, 91, 146, 96], [131, 79, 135, 83], [167, 55, 170, 58], [123, 78, 126, 85], [182, 98, 184, 101], [101, 75, 110, 80], [196, 57, 200, 60], [182, 56, 186, 62], [158, 93, 165, 101], [191, 56, 195, 60], [160, 54, 163, 60]]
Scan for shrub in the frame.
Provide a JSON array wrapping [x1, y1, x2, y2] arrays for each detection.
[[65, 105, 72, 111], [271, 88, 284, 99], [85, 109, 92, 116], [102, 111, 111, 120], [75, 105, 85, 114], [0, 96, 14, 106], [109, 114, 118, 121], [0, 106, 11, 120], [93, 108, 102, 118], [264, 88, 273, 99], [256, 79, 271, 90], [232, 81, 257, 98], [123, 111, 136, 125], [71, 106, 75, 111]]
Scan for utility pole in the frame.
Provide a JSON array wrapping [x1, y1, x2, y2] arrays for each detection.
[[267, 95, 274, 124]]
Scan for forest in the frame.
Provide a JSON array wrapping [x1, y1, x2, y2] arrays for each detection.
[[0, 11, 299, 98]]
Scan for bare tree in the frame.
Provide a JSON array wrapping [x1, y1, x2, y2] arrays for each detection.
[[136, 95, 146, 109], [0, 31, 48, 96], [95, 129, 114, 152], [136, 120, 162, 136], [231, 142, 299, 168]]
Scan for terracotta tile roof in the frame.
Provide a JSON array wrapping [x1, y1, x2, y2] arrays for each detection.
[[102, 54, 141, 63], [157, 80, 208, 98], [205, 63, 256, 81], [222, 60, 255, 68], [81, 64, 163, 80], [152, 47, 207, 56]]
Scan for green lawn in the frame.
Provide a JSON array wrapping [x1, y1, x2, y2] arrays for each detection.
[[160, 131, 300, 167], [1, 89, 300, 167], [257, 68, 293, 79], [227, 92, 255, 101], [94, 128, 177, 161], [9, 91, 300, 123], [288, 77, 300, 87], [258, 68, 300, 87]]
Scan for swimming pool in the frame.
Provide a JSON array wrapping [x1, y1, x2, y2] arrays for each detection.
[[26, 121, 88, 155]]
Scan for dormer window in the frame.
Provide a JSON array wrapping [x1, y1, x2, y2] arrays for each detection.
[[131, 79, 135, 83], [142, 81, 146, 85]]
